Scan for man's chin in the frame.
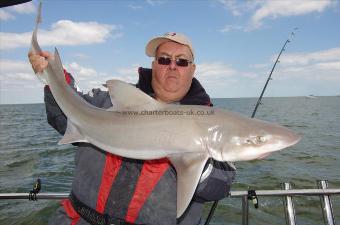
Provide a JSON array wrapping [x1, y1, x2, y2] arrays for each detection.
[[164, 80, 179, 91], [164, 85, 179, 93]]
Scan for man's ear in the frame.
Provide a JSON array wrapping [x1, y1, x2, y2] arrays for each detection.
[[191, 63, 196, 77]]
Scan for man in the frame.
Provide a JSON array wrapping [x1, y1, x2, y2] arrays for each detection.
[[29, 32, 236, 225]]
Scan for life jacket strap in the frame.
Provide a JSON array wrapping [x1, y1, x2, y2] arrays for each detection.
[[69, 191, 144, 225]]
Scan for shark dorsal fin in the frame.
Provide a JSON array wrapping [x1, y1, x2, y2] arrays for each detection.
[[106, 79, 160, 110]]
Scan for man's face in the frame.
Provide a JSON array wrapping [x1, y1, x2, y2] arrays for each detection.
[[151, 41, 196, 103]]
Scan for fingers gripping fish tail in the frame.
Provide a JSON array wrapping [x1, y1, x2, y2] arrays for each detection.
[[29, 1, 42, 54], [29, 1, 48, 85]]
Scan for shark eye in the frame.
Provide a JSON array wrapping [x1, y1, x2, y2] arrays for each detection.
[[245, 136, 266, 145], [256, 136, 265, 143]]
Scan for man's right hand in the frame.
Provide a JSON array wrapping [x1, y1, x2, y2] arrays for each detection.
[[28, 51, 53, 74]]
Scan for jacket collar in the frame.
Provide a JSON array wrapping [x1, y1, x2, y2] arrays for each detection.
[[136, 67, 212, 106]]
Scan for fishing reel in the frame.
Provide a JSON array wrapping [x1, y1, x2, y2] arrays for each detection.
[[29, 178, 41, 201], [247, 189, 259, 209]]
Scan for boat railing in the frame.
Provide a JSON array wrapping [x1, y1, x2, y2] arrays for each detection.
[[226, 180, 339, 225], [1, 180, 339, 225]]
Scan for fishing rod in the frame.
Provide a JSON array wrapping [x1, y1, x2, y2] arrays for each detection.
[[251, 28, 297, 118], [204, 28, 297, 225]]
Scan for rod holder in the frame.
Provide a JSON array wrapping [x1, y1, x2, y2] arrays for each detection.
[[242, 195, 249, 225], [318, 180, 336, 225], [282, 182, 297, 225]]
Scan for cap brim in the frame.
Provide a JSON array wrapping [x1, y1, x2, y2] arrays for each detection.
[[145, 37, 172, 57]]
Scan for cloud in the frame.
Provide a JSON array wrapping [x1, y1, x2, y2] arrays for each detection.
[[63, 62, 107, 91], [251, 63, 269, 69], [0, 20, 122, 50], [279, 47, 340, 66], [194, 47, 340, 98], [194, 61, 261, 97], [0, 59, 32, 73], [315, 61, 340, 70], [114, 64, 141, 83], [8, 1, 36, 14], [219, 0, 335, 31], [0, 9, 15, 21], [71, 53, 91, 60], [271, 47, 340, 83], [0, 59, 37, 84], [218, 0, 260, 16], [2, 46, 339, 103], [277, 63, 340, 82], [0, 58, 44, 104], [62, 62, 140, 92], [220, 24, 245, 33], [145, 0, 165, 6], [218, 0, 242, 16], [0, 60, 110, 93], [196, 62, 236, 79], [66, 62, 98, 79], [0, 2, 35, 21], [0, 58, 138, 98], [116, 64, 139, 76], [128, 4, 143, 10], [251, 0, 334, 29], [192, 61, 262, 98]]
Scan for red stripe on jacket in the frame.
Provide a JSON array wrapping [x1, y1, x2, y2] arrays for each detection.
[[61, 199, 80, 225], [96, 153, 123, 213], [125, 158, 170, 223], [64, 69, 72, 84]]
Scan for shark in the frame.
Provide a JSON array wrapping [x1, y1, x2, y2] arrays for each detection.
[[30, 3, 301, 217]]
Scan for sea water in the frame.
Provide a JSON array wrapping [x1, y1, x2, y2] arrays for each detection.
[[0, 96, 339, 225]]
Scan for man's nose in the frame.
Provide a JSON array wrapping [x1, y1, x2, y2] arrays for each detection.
[[169, 59, 177, 70]]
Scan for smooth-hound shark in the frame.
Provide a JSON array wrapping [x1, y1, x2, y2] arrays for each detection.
[[30, 3, 301, 217]]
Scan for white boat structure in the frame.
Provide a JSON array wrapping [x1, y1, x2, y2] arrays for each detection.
[[305, 95, 318, 99]]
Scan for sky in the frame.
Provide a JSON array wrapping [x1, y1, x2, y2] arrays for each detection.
[[0, 0, 340, 104]]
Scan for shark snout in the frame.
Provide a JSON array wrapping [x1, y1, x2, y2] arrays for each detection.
[[219, 126, 302, 162], [276, 126, 302, 148]]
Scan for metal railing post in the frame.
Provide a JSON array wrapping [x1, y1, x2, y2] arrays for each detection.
[[242, 195, 249, 225], [282, 182, 297, 225], [318, 180, 336, 225]]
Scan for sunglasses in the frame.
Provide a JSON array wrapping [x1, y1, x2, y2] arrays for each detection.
[[156, 57, 193, 67]]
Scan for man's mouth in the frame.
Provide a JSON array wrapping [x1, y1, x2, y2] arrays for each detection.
[[166, 74, 178, 80]]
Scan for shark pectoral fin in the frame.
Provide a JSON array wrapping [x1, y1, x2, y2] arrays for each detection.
[[169, 153, 209, 218], [58, 119, 88, 145], [106, 79, 161, 110]]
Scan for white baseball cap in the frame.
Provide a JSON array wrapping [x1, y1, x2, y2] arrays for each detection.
[[145, 32, 195, 60]]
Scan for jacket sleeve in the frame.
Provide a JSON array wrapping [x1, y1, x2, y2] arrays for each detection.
[[44, 71, 111, 135], [193, 159, 236, 202]]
